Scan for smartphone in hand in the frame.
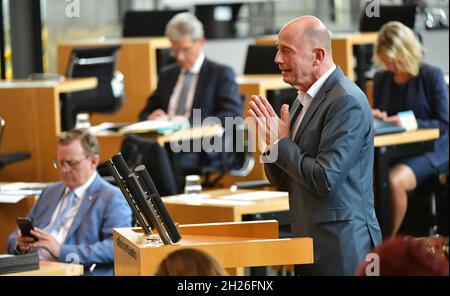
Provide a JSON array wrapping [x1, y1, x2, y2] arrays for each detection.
[[16, 217, 38, 241]]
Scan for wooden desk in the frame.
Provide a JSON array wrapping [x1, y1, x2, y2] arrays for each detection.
[[113, 221, 312, 276], [2, 261, 83, 276], [0, 195, 36, 253], [92, 74, 288, 186], [96, 124, 224, 163], [330, 33, 378, 81], [254, 33, 379, 81], [162, 189, 289, 224], [374, 129, 440, 237], [57, 37, 171, 125], [0, 78, 97, 182]]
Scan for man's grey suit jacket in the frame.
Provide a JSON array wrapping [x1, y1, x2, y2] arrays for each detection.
[[264, 68, 382, 276]]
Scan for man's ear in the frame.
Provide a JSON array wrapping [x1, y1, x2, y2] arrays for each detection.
[[197, 37, 205, 46], [91, 154, 100, 168], [312, 48, 325, 66]]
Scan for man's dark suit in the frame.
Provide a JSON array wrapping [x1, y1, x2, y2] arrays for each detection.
[[139, 58, 242, 123], [138, 58, 243, 174], [264, 68, 382, 275]]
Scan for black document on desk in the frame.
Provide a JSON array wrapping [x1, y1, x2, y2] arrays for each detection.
[[0, 253, 39, 274], [373, 118, 406, 135]]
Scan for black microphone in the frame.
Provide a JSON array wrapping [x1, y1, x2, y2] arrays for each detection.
[[107, 154, 152, 235], [135, 165, 181, 243], [111, 153, 130, 180], [126, 173, 172, 245]]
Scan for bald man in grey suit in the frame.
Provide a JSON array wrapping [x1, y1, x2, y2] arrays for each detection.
[[249, 16, 382, 276]]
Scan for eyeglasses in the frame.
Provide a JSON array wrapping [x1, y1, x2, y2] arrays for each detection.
[[170, 46, 195, 57], [52, 157, 89, 169]]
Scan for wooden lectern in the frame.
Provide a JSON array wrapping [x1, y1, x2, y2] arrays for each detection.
[[113, 220, 313, 276]]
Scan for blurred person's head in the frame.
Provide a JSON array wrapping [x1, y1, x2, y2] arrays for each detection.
[[275, 15, 334, 92], [54, 129, 100, 190], [155, 248, 228, 276], [357, 236, 449, 276], [165, 12, 205, 70], [374, 21, 424, 77]]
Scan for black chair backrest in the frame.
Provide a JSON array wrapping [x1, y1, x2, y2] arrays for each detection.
[[359, 4, 417, 32], [122, 10, 188, 37], [0, 117, 31, 168], [156, 48, 176, 73], [120, 134, 179, 196], [66, 45, 124, 113], [243, 45, 279, 74]]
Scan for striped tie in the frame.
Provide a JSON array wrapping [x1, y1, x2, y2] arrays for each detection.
[[46, 191, 77, 234], [175, 71, 193, 115]]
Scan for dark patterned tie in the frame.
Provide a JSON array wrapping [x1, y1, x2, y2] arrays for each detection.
[[175, 71, 193, 115]]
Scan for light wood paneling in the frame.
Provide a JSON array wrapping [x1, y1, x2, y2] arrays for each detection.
[[0, 78, 97, 182], [113, 221, 313, 276]]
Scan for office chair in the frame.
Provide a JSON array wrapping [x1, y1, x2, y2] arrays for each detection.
[[420, 162, 449, 236], [0, 116, 31, 168], [200, 120, 256, 187], [243, 44, 279, 74], [122, 10, 187, 37], [60, 45, 124, 131], [195, 4, 242, 39], [155, 48, 176, 74]]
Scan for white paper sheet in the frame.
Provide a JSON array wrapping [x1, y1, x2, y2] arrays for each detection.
[[0, 182, 45, 199], [0, 194, 28, 203]]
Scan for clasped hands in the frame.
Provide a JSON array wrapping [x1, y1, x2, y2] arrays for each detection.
[[17, 228, 61, 259], [248, 95, 290, 150]]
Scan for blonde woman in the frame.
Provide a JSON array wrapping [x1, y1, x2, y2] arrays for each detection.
[[372, 21, 449, 235]]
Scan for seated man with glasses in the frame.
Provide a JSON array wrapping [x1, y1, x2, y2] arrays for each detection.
[[137, 12, 242, 176], [139, 12, 242, 123], [8, 129, 132, 275]]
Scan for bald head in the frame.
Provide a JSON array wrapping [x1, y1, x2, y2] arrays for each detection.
[[280, 16, 332, 56], [275, 16, 334, 91]]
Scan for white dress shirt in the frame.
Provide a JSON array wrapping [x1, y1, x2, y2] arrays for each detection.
[[290, 64, 336, 139], [39, 172, 97, 261], [167, 52, 206, 118]]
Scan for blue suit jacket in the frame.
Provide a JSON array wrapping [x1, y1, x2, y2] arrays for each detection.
[[373, 63, 449, 172], [139, 58, 242, 123], [8, 174, 132, 276], [264, 68, 382, 275]]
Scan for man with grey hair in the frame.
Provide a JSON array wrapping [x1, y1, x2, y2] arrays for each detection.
[[8, 129, 132, 275], [138, 12, 242, 175], [249, 16, 382, 275]]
